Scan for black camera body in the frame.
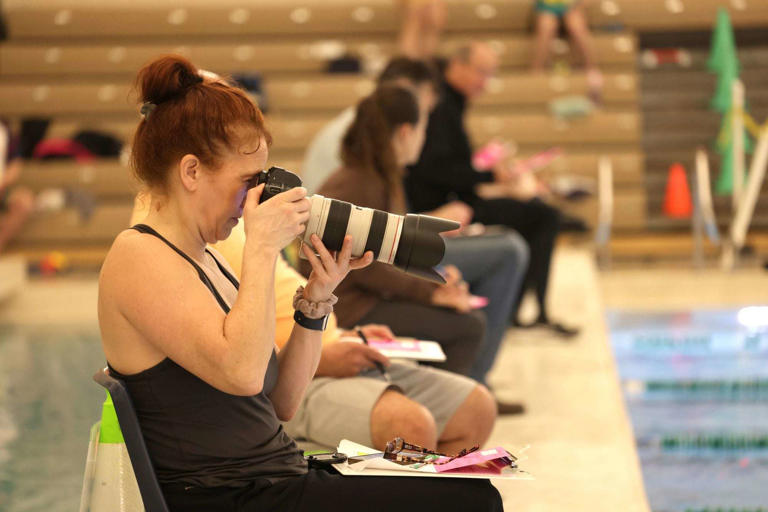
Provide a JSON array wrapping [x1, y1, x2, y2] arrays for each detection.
[[249, 166, 303, 203]]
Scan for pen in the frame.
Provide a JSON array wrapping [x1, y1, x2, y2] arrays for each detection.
[[356, 328, 390, 382]]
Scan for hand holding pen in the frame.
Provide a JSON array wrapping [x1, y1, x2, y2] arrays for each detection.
[[356, 326, 391, 382]]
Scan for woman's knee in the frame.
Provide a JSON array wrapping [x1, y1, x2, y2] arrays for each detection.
[[455, 310, 486, 343], [498, 232, 530, 271]]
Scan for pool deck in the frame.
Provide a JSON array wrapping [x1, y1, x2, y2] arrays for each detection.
[[0, 256, 26, 304], [489, 247, 649, 512]]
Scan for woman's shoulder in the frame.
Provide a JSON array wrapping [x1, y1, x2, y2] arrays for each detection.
[[100, 228, 192, 292], [104, 228, 157, 264]]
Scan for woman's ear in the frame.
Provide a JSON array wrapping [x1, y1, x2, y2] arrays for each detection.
[[178, 154, 201, 192], [392, 123, 415, 165], [399, 123, 414, 140], [395, 123, 414, 149]]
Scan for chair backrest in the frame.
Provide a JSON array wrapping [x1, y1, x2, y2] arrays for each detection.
[[93, 368, 170, 512]]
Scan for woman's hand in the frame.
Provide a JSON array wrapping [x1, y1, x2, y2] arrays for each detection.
[[316, 341, 391, 378], [430, 265, 471, 312], [427, 201, 473, 237], [354, 324, 396, 341], [301, 234, 373, 302], [242, 184, 311, 254]]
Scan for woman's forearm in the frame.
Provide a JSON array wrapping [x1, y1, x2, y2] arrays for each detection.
[[220, 242, 279, 394], [270, 324, 324, 420]]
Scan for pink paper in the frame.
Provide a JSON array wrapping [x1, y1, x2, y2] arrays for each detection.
[[473, 141, 509, 170], [434, 447, 514, 473]]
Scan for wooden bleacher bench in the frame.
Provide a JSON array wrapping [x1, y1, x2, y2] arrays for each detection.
[[0, 32, 636, 79], [586, 0, 768, 30], [36, 109, 641, 155], [2, 0, 537, 39], [0, 0, 650, 245], [12, 203, 133, 246], [0, 70, 638, 116], [18, 0, 764, 38], [467, 110, 641, 146], [0, 83, 135, 116], [539, 150, 644, 187], [17, 160, 138, 200], [561, 189, 646, 231], [474, 71, 638, 108], [278, 150, 645, 187], [265, 71, 639, 115]]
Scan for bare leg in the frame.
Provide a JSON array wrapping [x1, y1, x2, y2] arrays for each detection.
[[398, 0, 446, 59], [564, 6, 598, 70], [370, 389, 438, 451], [0, 187, 34, 252], [436, 384, 496, 455], [531, 12, 559, 72], [564, 7, 603, 103]]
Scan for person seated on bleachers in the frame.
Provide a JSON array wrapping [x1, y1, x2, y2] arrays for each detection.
[[100, 54, 503, 511], [303, 58, 530, 412], [304, 84, 530, 418], [406, 43, 579, 337], [303, 57, 440, 194], [531, 0, 603, 102], [0, 121, 34, 253], [304, 85, 488, 378]]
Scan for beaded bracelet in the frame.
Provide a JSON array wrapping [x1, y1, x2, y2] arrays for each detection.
[[292, 286, 338, 319]]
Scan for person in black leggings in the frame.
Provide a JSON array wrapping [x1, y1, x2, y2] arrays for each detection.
[[97, 55, 503, 512], [405, 43, 579, 337]]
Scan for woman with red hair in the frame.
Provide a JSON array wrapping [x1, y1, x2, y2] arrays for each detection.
[[98, 55, 503, 512]]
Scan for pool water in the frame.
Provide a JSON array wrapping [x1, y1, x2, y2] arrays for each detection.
[[608, 308, 768, 512], [0, 326, 105, 512]]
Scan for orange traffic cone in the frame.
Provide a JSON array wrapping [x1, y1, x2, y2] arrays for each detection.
[[663, 163, 693, 218]]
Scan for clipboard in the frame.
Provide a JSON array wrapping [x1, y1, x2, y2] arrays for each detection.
[[332, 440, 533, 480], [337, 336, 447, 362]]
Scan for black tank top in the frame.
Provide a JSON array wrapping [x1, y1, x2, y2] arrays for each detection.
[[107, 224, 307, 488]]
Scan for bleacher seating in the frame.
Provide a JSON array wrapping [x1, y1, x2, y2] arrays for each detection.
[[639, 43, 768, 231], [0, 33, 637, 79], [17, 160, 139, 200], [1, 0, 654, 264], [14, 204, 134, 246], [0, 71, 638, 116], [36, 110, 641, 155], [587, 0, 768, 30], [3, 0, 532, 39]]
